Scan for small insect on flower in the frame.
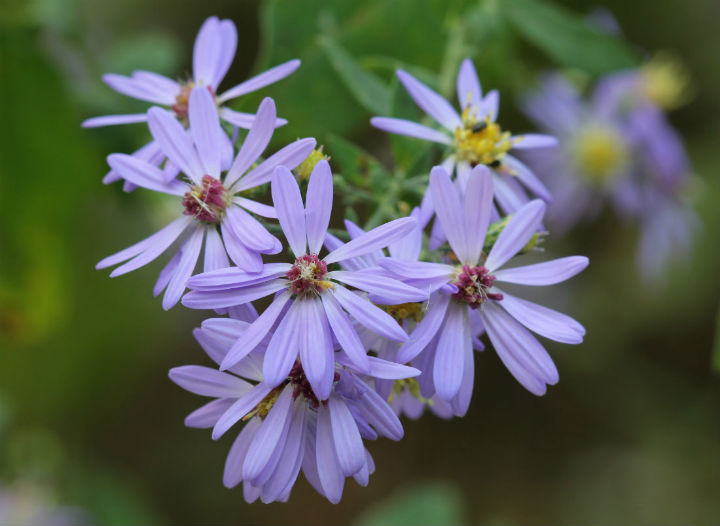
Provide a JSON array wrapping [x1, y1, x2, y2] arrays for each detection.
[[96, 91, 316, 309], [82, 16, 300, 191], [370, 58, 557, 228], [169, 313, 419, 504], [182, 161, 428, 401]]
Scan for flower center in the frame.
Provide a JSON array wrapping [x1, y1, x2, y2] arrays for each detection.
[[571, 124, 627, 186], [639, 54, 690, 110], [243, 361, 339, 420], [452, 264, 502, 309], [388, 377, 429, 404], [453, 106, 512, 166], [382, 303, 424, 324], [286, 254, 333, 296], [171, 83, 216, 120], [182, 175, 229, 223]]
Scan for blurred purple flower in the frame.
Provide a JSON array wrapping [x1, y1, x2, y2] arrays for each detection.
[[182, 162, 426, 400], [371, 58, 556, 224], [169, 315, 417, 504], [83, 16, 299, 190], [96, 91, 315, 309], [379, 165, 588, 400]]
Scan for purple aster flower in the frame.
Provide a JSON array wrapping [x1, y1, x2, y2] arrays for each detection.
[[370, 58, 556, 225], [169, 314, 417, 504], [182, 161, 427, 400], [379, 164, 588, 400], [83, 16, 299, 189], [96, 89, 315, 309]]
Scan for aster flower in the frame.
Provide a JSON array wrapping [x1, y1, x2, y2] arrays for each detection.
[[83, 16, 299, 189], [379, 164, 588, 400], [169, 314, 417, 504], [96, 89, 315, 309], [370, 58, 556, 224], [182, 161, 427, 400]]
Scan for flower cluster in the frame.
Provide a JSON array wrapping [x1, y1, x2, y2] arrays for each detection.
[[89, 17, 591, 504], [520, 63, 697, 280]]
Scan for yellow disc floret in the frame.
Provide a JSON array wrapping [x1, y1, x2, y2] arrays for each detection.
[[571, 124, 628, 186], [294, 147, 330, 181], [639, 53, 692, 110], [453, 106, 512, 166]]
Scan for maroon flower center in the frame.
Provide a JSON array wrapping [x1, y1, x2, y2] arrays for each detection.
[[452, 264, 503, 309], [288, 361, 339, 408], [182, 175, 228, 223], [286, 254, 330, 295], [172, 84, 215, 120]]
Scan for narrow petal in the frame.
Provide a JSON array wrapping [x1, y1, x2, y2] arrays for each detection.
[[502, 154, 553, 202], [102, 73, 175, 104], [225, 98, 276, 188], [106, 154, 186, 195], [234, 197, 277, 218], [485, 200, 546, 272], [221, 292, 293, 370], [242, 384, 294, 483], [388, 207, 423, 261], [329, 271, 427, 303], [478, 89, 499, 121], [331, 287, 408, 343], [203, 228, 229, 272], [189, 86, 222, 178], [369, 117, 451, 145], [217, 59, 301, 104], [147, 107, 204, 184], [188, 263, 289, 291], [223, 417, 262, 488], [396, 70, 461, 130], [320, 292, 370, 374], [162, 227, 204, 309], [234, 138, 316, 191], [456, 58, 482, 111], [449, 335, 474, 417], [153, 251, 181, 297], [212, 383, 272, 440], [511, 133, 558, 149], [97, 215, 191, 270], [186, 398, 235, 429], [261, 301, 301, 387], [324, 217, 417, 264], [213, 19, 237, 88], [82, 114, 147, 127], [433, 302, 469, 401], [498, 292, 585, 344], [182, 278, 287, 310], [219, 108, 287, 129], [271, 167, 307, 257], [356, 382, 404, 440], [328, 396, 365, 477], [192, 16, 223, 86], [377, 258, 454, 282], [305, 160, 333, 254], [316, 405, 345, 504], [220, 222, 263, 272], [224, 207, 281, 253], [493, 256, 589, 286], [396, 294, 450, 363], [429, 165, 468, 262], [493, 174, 530, 215], [299, 299, 334, 401], [463, 165, 494, 265], [168, 365, 251, 398], [481, 302, 559, 390]]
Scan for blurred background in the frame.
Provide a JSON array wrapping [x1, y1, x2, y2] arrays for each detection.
[[1, 0, 720, 523]]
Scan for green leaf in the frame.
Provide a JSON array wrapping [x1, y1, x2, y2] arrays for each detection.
[[504, 0, 639, 75], [712, 305, 720, 374], [325, 133, 388, 188], [319, 36, 391, 115], [353, 481, 466, 526]]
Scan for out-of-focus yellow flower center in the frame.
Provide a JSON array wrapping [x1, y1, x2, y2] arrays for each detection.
[[571, 125, 627, 185], [294, 147, 329, 181], [639, 53, 691, 110], [453, 106, 512, 166], [382, 302, 424, 324]]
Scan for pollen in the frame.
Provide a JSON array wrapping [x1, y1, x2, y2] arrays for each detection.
[[294, 147, 329, 181], [243, 386, 283, 421], [571, 125, 627, 186], [452, 264, 502, 309], [286, 254, 330, 296], [453, 106, 512, 166], [182, 175, 229, 223]]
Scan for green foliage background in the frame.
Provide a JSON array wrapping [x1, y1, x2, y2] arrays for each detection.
[[1, 0, 719, 523]]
